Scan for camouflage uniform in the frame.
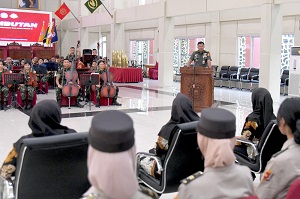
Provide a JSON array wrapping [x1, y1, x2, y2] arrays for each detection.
[[189, 50, 212, 67], [96, 69, 120, 103], [55, 68, 81, 102], [18, 70, 35, 101], [0, 70, 10, 103]]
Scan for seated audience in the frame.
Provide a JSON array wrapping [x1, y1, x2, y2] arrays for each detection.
[[0, 100, 76, 179], [256, 98, 300, 199], [176, 108, 254, 199], [81, 110, 158, 199], [235, 87, 276, 158], [138, 92, 199, 179]]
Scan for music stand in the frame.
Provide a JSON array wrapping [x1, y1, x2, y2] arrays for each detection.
[[33, 64, 48, 94], [3, 73, 24, 110], [79, 73, 100, 111], [44, 62, 59, 89]]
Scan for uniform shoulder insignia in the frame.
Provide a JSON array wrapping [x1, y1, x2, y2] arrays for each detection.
[[139, 186, 159, 199], [272, 147, 288, 158], [180, 171, 203, 185]]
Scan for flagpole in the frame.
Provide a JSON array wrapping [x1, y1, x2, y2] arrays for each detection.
[[70, 10, 81, 23], [101, 2, 113, 18]]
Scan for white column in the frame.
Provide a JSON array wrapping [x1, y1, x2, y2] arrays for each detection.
[[207, 12, 220, 67], [80, 27, 89, 52], [294, 16, 300, 46], [110, 22, 125, 60], [98, 27, 103, 56], [158, 16, 174, 87], [154, 28, 159, 63], [259, 3, 282, 102]]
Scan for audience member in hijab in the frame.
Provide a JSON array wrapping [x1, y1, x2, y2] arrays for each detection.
[[257, 98, 300, 199], [176, 108, 254, 199], [138, 92, 199, 179], [235, 87, 276, 158], [81, 110, 158, 199], [0, 100, 76, 179]]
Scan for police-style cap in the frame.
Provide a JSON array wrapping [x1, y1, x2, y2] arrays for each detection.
[[88, 110, 135, 153], [197, 108, 236, 139]]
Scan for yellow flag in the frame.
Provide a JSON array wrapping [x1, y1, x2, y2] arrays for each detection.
[[38, 21, 45, 42], [45, 22, 53, 45]]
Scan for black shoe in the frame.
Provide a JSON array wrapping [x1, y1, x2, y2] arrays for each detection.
[[57, 100, 61, 107], [75, 102, 84, 108], [3, 102, 8, 111], [95, 100, 100, 108], [112, 101, 122, 106]]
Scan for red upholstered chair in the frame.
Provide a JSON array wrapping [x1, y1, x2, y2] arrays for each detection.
[[149, 62, 158, 80], [38, 81, 49, 94], [60, 96, 76, 106], [91, 90, 113, 106], [286, 178, 300, 199], [16, 91, 37, 108], [239, 196, 259, 199]]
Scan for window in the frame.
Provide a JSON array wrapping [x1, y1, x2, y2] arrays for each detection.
[[238, 35, 294, 69], [130, 40, 154, 65], [101, 36, 106, 58], [238, 36, 260, 68], [281, 34, 294, 70], [138, 0, 145, 5], [173, 38, 205, 73]]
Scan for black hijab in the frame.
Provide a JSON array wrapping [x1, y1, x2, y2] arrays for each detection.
[[14, 100, 76, 152], [158, 93, 199, 140], [247, 88, 276, 130]]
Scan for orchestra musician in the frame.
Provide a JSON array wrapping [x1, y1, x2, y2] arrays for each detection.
[[65, 47, 81, 62], [5, 57, 13, 71], [0, 60, 12, 110], [55, 59, 83, 108], [36, 58, 48, 94], [19, 61, 37, 109], [92, 49, 102, 63], [94, 60, 121, 107]]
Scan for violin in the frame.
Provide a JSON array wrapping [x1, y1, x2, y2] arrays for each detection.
[[62, 41, 80, 97], [100, 61, 116, 98]]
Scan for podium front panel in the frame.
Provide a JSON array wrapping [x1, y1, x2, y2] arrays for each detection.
[[180, 67, 213, 112]]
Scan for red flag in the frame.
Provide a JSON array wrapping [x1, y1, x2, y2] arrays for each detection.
[[54, 3, 71, 20]]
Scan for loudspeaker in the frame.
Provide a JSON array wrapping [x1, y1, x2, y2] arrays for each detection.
[[83, 49, 92, 55]]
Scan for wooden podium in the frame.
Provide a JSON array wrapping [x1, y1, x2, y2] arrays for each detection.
[[180, 67, 214, 112]]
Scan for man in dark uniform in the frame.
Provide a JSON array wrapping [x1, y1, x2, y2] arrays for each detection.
[[55, 59, 83, 108], [187, 41, 212, 68]]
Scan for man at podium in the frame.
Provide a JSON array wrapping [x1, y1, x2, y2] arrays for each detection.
[[187, 41, 212, 68]]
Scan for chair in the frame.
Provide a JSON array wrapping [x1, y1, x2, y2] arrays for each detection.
[[16, 91, 37, 108], [91, 90, 113, 106], [286, 178, 300, 199], [4, 133, 90, 199], [220, 66, 239, 88], [235, 120, 287, 174], [241, 68, 259, 90], [240, 196, 259, 199], [136, 121, 204, 195], [212, 65, 219, 78], [149, 62, 158, 80], [232, 67, 250, 89], [213, 65, 230, 87], [60, 96, 76, 106], [280, 69, 289, 96]]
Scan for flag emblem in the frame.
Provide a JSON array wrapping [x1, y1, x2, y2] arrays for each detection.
[[60, 8, 67, 15], [85, 0, 102, 13], [55, 3, 71, 20]]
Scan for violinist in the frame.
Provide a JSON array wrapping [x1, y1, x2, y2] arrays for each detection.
[[95, 60, 121, 107], [55, 59, 83, 108], [0, 60, 12, 110], [19, 61, 36, 109]]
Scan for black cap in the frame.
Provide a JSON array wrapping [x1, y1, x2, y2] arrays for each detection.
[[88, 110, 135, 153], [197, 108, 236, 139]]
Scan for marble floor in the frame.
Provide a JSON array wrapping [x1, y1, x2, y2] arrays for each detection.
[[0, 79, 288, 199]]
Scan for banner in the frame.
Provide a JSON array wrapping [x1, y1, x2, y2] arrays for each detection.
[[84, 0, 102, 14], [0, 8, 51, 43], [54, 3, 71, 20]]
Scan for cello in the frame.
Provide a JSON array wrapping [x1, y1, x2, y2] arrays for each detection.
[[100, 60, 116, 98], [62, 41, 80, 108]]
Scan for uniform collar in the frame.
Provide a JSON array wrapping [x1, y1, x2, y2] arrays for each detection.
[[204, 163, 235, 172], [282, 138, 296, 150]]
